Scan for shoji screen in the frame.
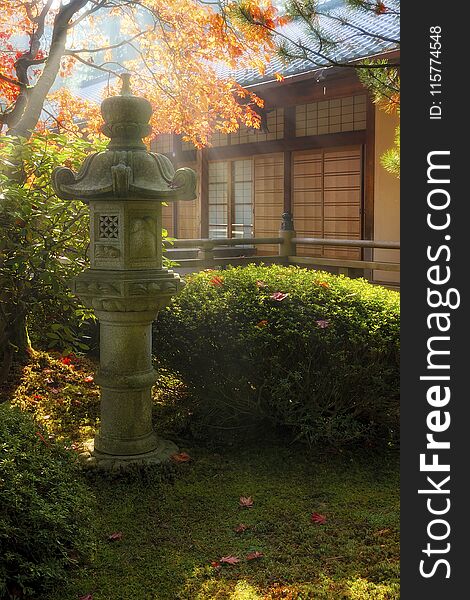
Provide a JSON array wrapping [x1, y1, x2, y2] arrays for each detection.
[[292, 147, 362, 259], [253, 153, 284, 255], [208, 161, 228, 239]]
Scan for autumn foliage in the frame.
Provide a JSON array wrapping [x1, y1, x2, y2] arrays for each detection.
[[0, 0, 287, 145]]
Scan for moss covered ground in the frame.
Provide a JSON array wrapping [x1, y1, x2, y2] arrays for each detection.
[[3, 352, 399, 600]]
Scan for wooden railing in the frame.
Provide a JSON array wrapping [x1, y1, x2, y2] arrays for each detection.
[[163, 213, 400, 284]]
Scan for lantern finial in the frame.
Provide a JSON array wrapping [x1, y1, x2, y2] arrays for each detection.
[[120, 72, 132, 96]]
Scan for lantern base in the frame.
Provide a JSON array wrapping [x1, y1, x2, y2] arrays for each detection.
[[79, 437, 178, 471]]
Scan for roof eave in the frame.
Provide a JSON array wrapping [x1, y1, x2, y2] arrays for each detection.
[[244, 47, 400, 92]]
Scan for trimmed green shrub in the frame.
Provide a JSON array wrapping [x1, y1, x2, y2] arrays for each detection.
[[0, 404, 94, 599], [153, 265, 400, 446]]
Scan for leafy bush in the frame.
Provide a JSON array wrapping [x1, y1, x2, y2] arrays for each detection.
[[0, 404, 94, 599], [0, 132, 103, 379], [153, 265, 400, 446]]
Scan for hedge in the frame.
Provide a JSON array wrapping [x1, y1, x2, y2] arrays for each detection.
[[0, 405, 94, 599], [153, 265, 400, 447]]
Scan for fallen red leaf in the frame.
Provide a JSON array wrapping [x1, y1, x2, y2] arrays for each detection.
[[35, 431, 50, 446], [220, 555, 240, 565], [61, 356, 73, 365], [311, 512, 327, 525], [209, 275, 224, 287], [83, 375, 94, 383], [270, 291, 288, 302], [234, 523, 249, 533], [239, 496, 254, 508], [108, 532, 123, 542], [171, 452, 191, 463], [210, 561, 221, 568], [246, 551, 264, 560]]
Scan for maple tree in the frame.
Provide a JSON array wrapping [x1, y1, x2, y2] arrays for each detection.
[[0, 0, 288, 144]]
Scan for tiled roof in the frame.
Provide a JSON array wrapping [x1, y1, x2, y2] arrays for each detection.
[[74, 0, 399, 103], [218, 0, 399, 86]]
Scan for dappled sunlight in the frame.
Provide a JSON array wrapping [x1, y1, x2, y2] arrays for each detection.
[[178, 569, 400, 599], [3, 337, 399, 600], [40, 439, 399, 599], [7, 349, 100, 444], [231, 581, 263, 600], [348, 576, 400, 599]]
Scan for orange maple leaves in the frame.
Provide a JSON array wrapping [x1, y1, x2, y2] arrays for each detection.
[[1, 0, 289, 144]]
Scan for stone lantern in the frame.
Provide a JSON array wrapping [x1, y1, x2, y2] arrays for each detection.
[[52, 74, 196, 468]]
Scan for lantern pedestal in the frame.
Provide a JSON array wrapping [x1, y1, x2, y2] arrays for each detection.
[[83, 438, 178, 471], [70, 267, 185, 469]]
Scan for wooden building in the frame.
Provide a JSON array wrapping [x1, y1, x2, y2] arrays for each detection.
[[152, 4, 400, 285]]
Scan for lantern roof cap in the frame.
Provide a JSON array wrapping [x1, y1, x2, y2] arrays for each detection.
[[52, 74, 196, 203]]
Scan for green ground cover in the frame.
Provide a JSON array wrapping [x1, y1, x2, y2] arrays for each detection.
[[3, 352, 399, 600], [48, 444, 399, 600]]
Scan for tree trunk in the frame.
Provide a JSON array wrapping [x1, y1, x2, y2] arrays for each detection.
[[8, 0, 89, 138], [0, 312, 31, 388], [11, 315, 32, 356]]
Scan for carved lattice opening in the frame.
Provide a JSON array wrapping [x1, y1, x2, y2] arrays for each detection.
[[99, 215, 119, 239]]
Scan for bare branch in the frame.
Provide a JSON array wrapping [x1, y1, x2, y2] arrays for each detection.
[[66, 28, 149, 54], [66, 52, 122, 77], [34, 0, 54, 39], [263, 22, 400, 70], [315, 9, 400, 46]]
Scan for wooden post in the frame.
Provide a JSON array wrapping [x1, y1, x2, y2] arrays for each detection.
[[197, 149, 209, 238], [197, 241, 216, 268], [363, 97, 375, 281], [283, 150, 292, 214], [283, 106, 295, 219], [279, 212, 296, 261]]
